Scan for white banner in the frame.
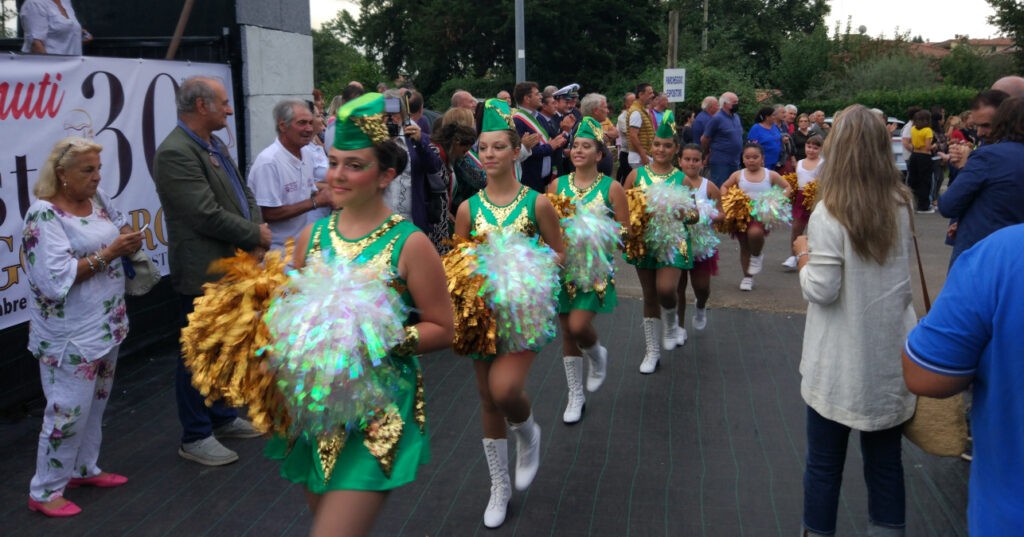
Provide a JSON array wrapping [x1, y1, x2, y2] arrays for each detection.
[[663, 68, 686, 103], [0, 55, 235, 329]]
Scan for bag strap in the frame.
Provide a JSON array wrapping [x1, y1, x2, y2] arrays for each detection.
[[907, 204, 932, 313]]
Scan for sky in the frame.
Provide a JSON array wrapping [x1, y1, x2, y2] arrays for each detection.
[[308, 0, 1003, 43]]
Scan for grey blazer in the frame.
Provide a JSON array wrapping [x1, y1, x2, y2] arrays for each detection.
[[153, 126, 263, 295]]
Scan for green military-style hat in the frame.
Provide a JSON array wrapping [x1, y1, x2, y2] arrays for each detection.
[[333, 92, 389, 150], [655, 115, 677, 139], [480, 98, 515, 133], [574, 116, 604, 142]]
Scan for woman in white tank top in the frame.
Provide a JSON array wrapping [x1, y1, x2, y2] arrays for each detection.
[[720, 142, 791, 291], [783, 135, 823, 270]]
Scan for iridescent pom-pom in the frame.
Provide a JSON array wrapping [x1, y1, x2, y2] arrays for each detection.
[[563, 203, 621, 299], [475, 228, 560, 355], [750, 186, 793, 230], [645, 181, 694, 265], [690, 198, 721, 261], [262, 256, 410, 437]]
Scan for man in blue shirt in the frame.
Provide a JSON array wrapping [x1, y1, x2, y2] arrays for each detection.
[[939, 94, 1024, 267], [701, 91, 743, 187], [903, 224, 1024, 535], [690, 95, 718, 146]]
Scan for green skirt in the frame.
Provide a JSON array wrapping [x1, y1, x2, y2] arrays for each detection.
[[264, 358, 430, 493], [557, 280, 617, 314], [626, 236, 694, 270]]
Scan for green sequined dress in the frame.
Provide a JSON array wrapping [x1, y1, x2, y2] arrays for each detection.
[[264, 213, 430, 493], [628, 166, 694, 270], [466, 185, 552, 361], [553, 173, 618, 314]]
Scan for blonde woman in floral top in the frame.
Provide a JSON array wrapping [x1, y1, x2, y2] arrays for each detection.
[[22, 137, 143, 517]]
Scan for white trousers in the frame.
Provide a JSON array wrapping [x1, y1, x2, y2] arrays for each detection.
[[29, 346, 118, 501]]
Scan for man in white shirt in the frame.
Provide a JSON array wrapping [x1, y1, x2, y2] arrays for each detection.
[[248, 99, 331, 250], [616, 92, 636, 183]]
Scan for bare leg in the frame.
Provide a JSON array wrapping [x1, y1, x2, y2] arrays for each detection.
[[473, 351, 537, 438], [565, 309, 598, 350], [738, 235, 752, 276], [689, 269, 712, 309], [637, 268, 659, 317], [677, 270, 690, 323], [747, 225, 766, 258], [790, 218, 807, 255], [309, 490, 389, 537], [655, 267, 683, 309]]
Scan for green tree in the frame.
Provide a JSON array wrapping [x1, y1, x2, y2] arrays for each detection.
[[941, 41, 996, 89], [772, 25, 831, 100], [987, 0, 1024, 69], [313, 14, 385, 100]]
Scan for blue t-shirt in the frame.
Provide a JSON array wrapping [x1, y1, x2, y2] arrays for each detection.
[[691, 110, 713, 143], [747, 123, 783, 168], [937, 141, 1024, 267], [703, 109, 743, 166], [905, 223, 1024, 535]]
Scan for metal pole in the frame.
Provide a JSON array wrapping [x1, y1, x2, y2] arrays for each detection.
[[166, 0, 196, 60], [515, 0, 525, 82]]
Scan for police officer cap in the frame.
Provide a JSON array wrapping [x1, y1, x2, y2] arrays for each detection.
[[553, 83, 580, 100]]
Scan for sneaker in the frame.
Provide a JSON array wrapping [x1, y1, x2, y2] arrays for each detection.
[[781, 256, 798, 271], [961, 438, 973, 462], [179, 436, 239, 466], [748, 254, 764, 275], [739, 276, 754, 291], [693, 307, 707, 330], [213, 418, 262, 439], [915, 208, 936, 214]]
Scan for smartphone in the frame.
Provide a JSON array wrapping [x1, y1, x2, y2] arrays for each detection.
[[384, 97, 401, 114]]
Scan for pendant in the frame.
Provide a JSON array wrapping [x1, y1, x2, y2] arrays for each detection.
[[209, 154, 221, 168]]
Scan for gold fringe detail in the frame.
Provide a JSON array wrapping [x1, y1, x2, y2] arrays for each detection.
[[363, 406, 404, 479], [180, 243, 293, 436], [442, 235, 497, 356], [317, 431, 346, 485], [414, 370, 426, 434], [545, 193, 576, 220], [782, 172, 798, 195], [624, 189, 650, 262], [801, 180, 818, 212], [715, 187, 752, 234]]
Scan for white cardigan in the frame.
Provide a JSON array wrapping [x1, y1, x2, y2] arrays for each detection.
[[799, 203, 918, 431]]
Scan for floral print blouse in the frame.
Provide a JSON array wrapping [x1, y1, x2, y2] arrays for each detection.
[[22, 189, 129, 366]]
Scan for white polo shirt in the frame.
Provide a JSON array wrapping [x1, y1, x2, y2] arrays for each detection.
[[248, 138, 315, 250]]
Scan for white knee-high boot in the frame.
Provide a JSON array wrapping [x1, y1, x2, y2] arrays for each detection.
[[507, 414, 541, 491], [562, 356, 585, 424], [581, 341, 607, 392], [660, 306, 686, 349], [639, 317, 660, 373], [482, 438, 510, 528]]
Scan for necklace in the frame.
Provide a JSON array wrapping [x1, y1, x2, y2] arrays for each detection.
[[480, 185, 527, 224], [568, 172, 601, 198], [645, 165, 675, 182]]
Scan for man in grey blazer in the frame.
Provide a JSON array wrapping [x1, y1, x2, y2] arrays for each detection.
[[153, 76, 271, 466]]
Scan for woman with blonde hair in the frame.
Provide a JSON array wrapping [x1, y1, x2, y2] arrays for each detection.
[[24, 137, 144, 516], [794, 104, 916, 537]]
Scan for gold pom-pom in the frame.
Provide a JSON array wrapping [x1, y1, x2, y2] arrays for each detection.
[[715, 186, 752, 234], [181, 243, 293, 436], [442, 235, 497, 356], [801, 180, 818, 212], [545, 193, 576, 221], [624, 188, 650, 262], [782, 172, 798, 196]]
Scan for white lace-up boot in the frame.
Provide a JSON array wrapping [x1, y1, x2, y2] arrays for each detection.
[[562, 356, 585, 423], [508, 414, 541, 491], [639, 318, 660, 373], [481, 438, 510, 528]]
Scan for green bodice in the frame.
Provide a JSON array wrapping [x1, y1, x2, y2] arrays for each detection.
[[468, 185, 539, 237]]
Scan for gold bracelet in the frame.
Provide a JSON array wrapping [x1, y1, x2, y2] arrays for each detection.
[[392, 326, 420, 357]]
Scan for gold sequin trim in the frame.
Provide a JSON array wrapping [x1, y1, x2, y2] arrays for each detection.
[[327, 213, 403, 275], [363, 406, 404, 479], [392, 326, 419, 357], [414, 370, 426, 434], [352, 113, 389, 145], [317, 431, 346, 485], [641, 165, 675, 187]]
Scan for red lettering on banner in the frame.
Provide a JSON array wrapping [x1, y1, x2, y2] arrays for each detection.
[[0, 72, 64, 120]]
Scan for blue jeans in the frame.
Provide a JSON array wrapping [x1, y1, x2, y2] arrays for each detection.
[[176, 294, 238, 443], [803, 406, 906, 534], [709, 162, 737, 188]]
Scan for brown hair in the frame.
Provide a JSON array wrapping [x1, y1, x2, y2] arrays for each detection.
[[989, 96, 1024, 144], [819, 105, 912, 264]]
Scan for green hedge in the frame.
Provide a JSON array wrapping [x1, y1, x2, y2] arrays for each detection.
[[797, 86, 979, 119]]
